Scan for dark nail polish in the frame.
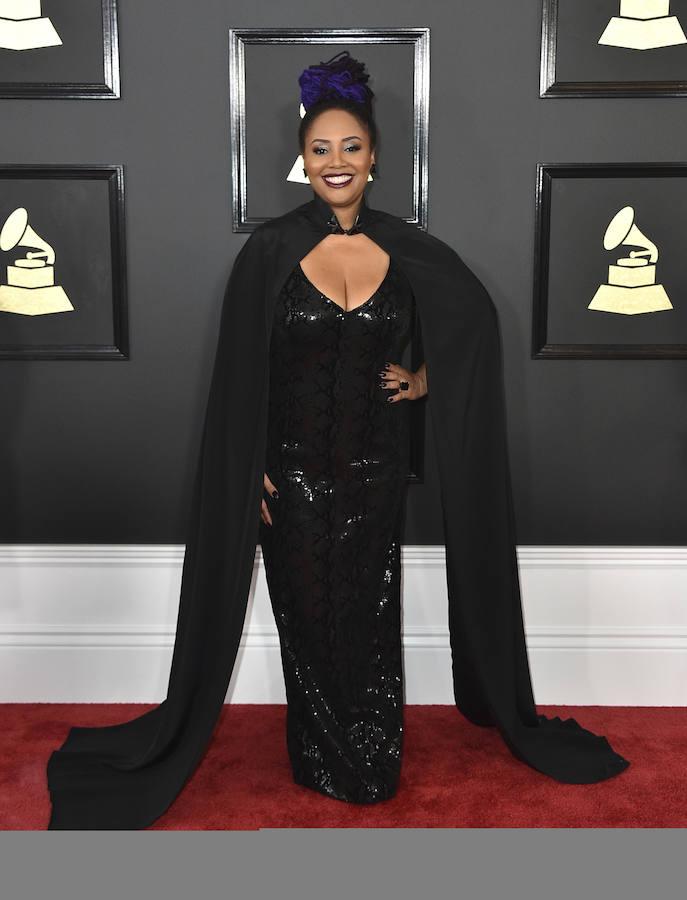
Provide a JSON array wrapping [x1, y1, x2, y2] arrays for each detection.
[[272, 490, 279, 499], [384, 363, 390, 369], [386, 396, 393, 402]]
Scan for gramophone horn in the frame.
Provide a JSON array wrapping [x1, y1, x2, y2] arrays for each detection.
[[0, 206, 55, 265], [603, 205, 658, 262]]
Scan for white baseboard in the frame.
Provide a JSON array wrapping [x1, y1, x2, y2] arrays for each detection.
[[0, 545, 685, 706]]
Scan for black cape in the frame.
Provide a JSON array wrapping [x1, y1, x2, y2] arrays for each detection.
[[47, 191, 629, 830]]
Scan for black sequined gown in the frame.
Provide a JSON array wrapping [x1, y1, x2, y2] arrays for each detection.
[[258, 256, 415, 804]]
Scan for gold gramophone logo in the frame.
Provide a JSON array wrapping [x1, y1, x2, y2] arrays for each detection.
[[0, 0, 62, 51], [599, 0, 687, 50], [588, 205, 672, 315], [286, 103, 374, 184], [0, 207, 73, 316]]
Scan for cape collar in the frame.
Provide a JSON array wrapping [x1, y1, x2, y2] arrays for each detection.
[[307, 189, 372, 235]]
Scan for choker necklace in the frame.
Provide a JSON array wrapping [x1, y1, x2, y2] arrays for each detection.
[[327, 212, 362, 236]]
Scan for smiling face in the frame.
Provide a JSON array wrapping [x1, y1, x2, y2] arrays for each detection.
[[302, 107, 375, 209]]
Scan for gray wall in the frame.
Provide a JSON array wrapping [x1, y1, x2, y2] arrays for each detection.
[[1, 1, 684, 544]]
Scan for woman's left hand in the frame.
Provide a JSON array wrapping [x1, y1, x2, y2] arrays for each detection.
[[379, 362, 427, 402]]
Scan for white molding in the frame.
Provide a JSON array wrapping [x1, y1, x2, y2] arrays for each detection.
[[516, 546, 687, 567], [2, 623, 687, 652], [1, 544, 685, 705], [3, 543, 687, 565]]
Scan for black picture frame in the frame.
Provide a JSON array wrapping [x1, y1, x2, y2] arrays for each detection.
[[0, 164, 129, 360], [540, 0, 687, 98], [533, 162, 687, 359], [228, 26, 430, 232], [0, 0, 120, 99]]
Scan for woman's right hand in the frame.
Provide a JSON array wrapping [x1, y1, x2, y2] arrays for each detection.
[[261, 472, 279, 526]]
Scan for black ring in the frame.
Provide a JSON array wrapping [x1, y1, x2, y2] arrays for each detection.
[[399, 380, 409, 391]]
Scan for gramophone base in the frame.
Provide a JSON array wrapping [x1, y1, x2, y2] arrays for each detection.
[[0, 285, 73, 316], [588, 283, 673, 315], [598, 17, 687, 50], [0, 18, 62, 52]]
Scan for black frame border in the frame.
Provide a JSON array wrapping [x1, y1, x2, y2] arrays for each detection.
[[228, 26, 430, 232], [0, 163, 129, 361], [0, 0, 120, 99], [533, 161, 687, 359], [540, 0, 687, 98]]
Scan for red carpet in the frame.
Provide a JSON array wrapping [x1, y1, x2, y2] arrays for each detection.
[[2, 704, 685, 829]]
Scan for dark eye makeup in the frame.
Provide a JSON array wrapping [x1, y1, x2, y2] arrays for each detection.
[[313, 145, 362, 154]]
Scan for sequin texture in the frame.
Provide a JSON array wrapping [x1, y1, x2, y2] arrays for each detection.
[[259, 256, 415, 803]]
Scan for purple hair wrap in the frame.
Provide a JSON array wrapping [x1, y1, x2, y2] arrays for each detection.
[[298, 50, 372, 111]]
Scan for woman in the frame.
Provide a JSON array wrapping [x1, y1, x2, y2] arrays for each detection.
[[259, 52, 422, 803], [47, 51, 629, 830]]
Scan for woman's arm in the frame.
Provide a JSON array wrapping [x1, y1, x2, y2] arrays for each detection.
[[414, 362, 427, 398]]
